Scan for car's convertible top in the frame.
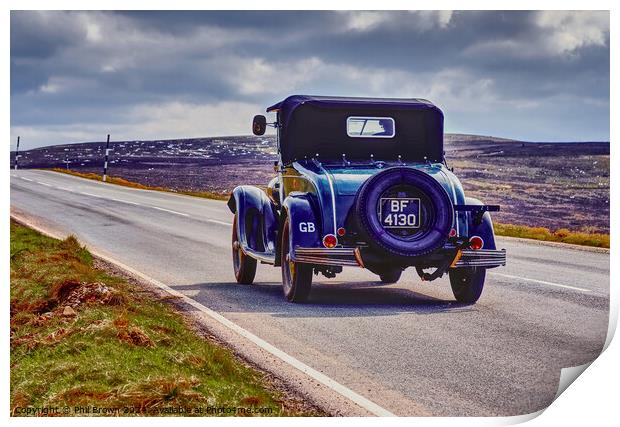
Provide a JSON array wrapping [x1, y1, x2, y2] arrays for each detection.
[[267, 95, 444, 164]]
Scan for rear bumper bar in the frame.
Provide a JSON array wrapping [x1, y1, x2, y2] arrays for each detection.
[[293, 247, 361, 267], [292, 247, 506, 268], [454, 249, 506, 268]]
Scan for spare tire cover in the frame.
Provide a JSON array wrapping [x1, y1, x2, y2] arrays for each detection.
[[355, 167, 454, 257]]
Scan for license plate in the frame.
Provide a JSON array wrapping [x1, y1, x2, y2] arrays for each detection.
[[379, 198, 421, 229]]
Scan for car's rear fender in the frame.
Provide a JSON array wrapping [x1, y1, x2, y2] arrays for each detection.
[[227, 185, 278, 254], [464, 196, 497, 250]]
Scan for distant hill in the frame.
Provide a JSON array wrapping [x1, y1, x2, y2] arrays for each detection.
[[9, 133, 609, 169], [9, 133, 609, 232]]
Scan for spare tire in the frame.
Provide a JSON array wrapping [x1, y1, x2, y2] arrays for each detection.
[[355, 167, 454, 257]]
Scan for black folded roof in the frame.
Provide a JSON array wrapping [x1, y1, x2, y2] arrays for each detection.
[[267, 95, 444, 164]]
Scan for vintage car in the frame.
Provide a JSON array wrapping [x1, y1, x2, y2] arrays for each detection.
[[227, 95, 506, 303]]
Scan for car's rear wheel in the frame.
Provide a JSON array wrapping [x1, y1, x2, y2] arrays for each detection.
[[281, 217, 312, 302], [232, 214, 257, 284], [449, 267, 486, 304], [378, 268, 402, 284]]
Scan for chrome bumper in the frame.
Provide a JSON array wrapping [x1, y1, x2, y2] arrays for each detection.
[[454, 249, 506, 268], [292, 247, 506, 268], [293, 247, 361, 267]]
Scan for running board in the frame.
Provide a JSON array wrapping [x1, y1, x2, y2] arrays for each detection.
[[242, 246, 276, 265]]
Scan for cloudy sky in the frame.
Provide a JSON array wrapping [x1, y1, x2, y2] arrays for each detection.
[[10, 10, 610, 149]]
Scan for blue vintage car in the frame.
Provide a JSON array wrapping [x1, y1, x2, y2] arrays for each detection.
[[228, 95, 506, 303]]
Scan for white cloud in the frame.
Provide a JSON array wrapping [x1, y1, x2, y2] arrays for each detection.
[[415, 10, 454, 30], [345, 11, 390, 32], [465, 11, 609, 59], [223, 57, 324, 96], [342, 10, 453, 32], [38, 82, 60, 94], [128, 101, 264, 138], [535, 11, 609, 55]]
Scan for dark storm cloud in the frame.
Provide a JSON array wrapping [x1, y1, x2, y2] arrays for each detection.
[[10, 10, 610, 148]]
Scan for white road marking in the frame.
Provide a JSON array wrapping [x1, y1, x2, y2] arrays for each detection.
[[206, 219, 232, 226], [110, 198, 140, 206], [490, 272, 591, 293], [27, 179, 197, 219], [20, 177, 33, 182], [10, 214, 396, 417], [149, 206, 189, 217], [79, 192, 105, 199]]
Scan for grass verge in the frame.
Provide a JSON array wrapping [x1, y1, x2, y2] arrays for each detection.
[[48, 168, 608, 249], [50, 168, 228, 200], [10, 221, 318, 416], [494, 223, 609, 249]]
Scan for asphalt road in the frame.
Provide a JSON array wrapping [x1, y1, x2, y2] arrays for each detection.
[[10, 170, 610, 416]]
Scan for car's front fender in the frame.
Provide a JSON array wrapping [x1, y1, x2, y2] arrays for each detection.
[[228, 185, 278, 254]]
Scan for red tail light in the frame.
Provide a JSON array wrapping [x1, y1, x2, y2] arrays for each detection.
[[337, 227, 346, 237], [449, 228, 457, 237], [469, 236, 484, 250], [323, 234, 338, 248]]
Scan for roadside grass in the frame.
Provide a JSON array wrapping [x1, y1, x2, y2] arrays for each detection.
[[494, 223, 609, 249], [49, 168, 228, 200], [47, 168, 608, 249], [10, 221, 317, 416]]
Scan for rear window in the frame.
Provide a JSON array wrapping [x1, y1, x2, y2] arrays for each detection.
[[347, 116, 395, 138]]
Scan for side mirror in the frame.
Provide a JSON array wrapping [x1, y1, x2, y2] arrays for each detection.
[[252, 115, 267, 136]]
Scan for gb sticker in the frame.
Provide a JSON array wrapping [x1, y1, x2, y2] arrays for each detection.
[[299, 222, 315, 233]]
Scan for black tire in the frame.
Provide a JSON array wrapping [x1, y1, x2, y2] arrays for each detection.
[[379, 269, 402, 284], [449, 267, 486, 304], [232, 214, 257, 284], [355, 167, 454, 258], [281, 217, 312, 302]]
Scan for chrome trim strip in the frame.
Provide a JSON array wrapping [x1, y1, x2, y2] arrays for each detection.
[[319, 165, 338, 235], [438, 167, 460, 235]]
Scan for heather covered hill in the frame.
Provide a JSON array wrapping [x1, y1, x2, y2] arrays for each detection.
[[11, 134, 609, 233]]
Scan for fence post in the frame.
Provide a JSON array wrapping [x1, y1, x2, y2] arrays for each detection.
[[103, 134, 111, 182], [14, 136, 20, 170]]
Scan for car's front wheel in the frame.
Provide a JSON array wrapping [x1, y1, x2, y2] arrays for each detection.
[[232, 214, 257, 284], [449, 267, 486, 304], [281, 217, 312, 302]]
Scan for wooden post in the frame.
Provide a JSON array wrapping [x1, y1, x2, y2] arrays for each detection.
[[14, 136, 20, 170], [103, 134, 111, 182]]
